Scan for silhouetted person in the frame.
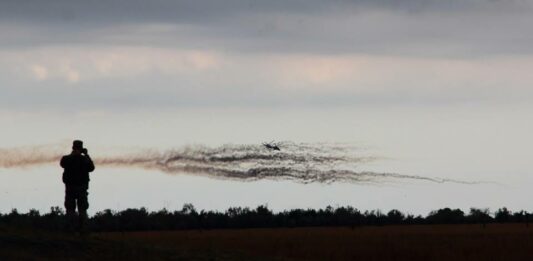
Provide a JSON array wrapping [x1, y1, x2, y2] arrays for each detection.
[[60, 140, 95, 232]]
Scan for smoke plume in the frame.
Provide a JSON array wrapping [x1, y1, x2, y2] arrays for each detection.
[[0, 142, 481, 184]]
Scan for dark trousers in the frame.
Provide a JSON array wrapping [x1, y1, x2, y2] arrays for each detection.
[[64, 184, 89, 232], [64, 184, 89, 216]]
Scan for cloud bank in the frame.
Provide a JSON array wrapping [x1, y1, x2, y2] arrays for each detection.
[[1, 1, 532, 110], [1, 0, 532, 56]]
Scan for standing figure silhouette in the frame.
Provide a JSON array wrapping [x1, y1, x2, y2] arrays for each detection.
[[60, 140, 95, 232]]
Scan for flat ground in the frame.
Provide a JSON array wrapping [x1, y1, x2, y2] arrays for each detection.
[[2, 224, 533, 260], [99, 224, 533, 260]]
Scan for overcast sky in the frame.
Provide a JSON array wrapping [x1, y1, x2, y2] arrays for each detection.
[[1, 0, 532, 111], [2, 1, 533, 213]]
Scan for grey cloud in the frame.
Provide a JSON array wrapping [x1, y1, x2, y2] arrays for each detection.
[[1, 0, 533, 56], [0, 0, 528, 23], [2, 0, 533, 111]]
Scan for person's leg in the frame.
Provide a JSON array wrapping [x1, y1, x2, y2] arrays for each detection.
[[64, 186, 77, 232], [77, 185, 89, 233]]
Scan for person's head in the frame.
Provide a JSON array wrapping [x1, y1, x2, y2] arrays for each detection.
[[72, 140, 84, 154]]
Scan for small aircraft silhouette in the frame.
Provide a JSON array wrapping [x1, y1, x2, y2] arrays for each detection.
[[262, 141, 281, 151]]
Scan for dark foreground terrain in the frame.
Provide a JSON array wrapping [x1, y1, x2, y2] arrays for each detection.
[[2, 224, 533, 260]]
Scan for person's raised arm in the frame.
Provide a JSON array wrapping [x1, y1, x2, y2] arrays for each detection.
[[60, 156, 67, 168], [84, 150, 95, 172]]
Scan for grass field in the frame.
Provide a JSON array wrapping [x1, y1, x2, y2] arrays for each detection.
[[2, 224, 533, 260], [99, 224, 533, 260]]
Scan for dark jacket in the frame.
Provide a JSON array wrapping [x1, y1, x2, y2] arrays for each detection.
[[60, 153, 95, 186]]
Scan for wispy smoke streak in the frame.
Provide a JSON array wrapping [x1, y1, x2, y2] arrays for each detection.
[[0, 142, 482, 184], [0, 144, 63, 168]]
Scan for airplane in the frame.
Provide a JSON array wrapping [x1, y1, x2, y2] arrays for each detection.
[[262, 141, 281, 151]]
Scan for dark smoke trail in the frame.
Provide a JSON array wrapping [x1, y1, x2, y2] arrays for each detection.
[[0, 142, 484, 185]]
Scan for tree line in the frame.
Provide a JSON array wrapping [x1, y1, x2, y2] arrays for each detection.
[[0, 205, 530, 231]]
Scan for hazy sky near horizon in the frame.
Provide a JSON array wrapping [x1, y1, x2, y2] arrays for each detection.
[[1, 0, 533, 213]]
